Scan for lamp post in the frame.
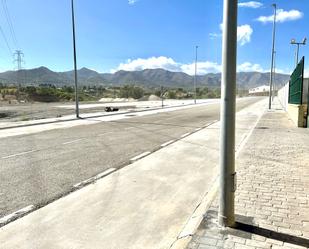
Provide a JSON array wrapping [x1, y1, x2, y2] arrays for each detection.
[[71, 0, 79, 118], [268, 3, 277, 110], [291, 38, 307, 67], [194, 45, 198, 104], [219, 0, 238, 228]]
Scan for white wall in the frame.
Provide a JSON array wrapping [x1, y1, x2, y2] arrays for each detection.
[[278, 82, 289, 111]]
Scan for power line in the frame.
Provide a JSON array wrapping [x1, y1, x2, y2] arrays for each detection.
[[1, 0, 19, 48], [0, 24, 12, 55]]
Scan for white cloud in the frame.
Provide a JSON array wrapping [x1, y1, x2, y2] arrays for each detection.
[[256, 9, 303, 23], [217, 24, 253, 46], [237, 62, 265, 72], [111, 56, 180, 73], [238, 1, 263, 8], [111, 56, 221, 75], [237, 25, 253, 46], [111, 56, 279, 75], [128, 0, 138, 5], [209, 33, 221, 39], [181, 62, 221, 75]]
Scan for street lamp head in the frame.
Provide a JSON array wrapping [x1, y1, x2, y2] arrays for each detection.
[[291, 39, 296, 44], [302, 37, 307, 45], [272, 3, 277, 8]]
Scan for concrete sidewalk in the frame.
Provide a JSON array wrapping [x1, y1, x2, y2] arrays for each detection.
[[187, 99, 309, 249], [0, 99, 266, 249]]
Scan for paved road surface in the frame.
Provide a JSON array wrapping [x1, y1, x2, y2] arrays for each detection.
[[0, 97, 261, 219]]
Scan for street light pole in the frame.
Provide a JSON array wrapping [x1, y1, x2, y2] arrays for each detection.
[[296, 44, 300, 65], [219, 0, 238, 228], [194, 45, 198, 104], [269, 3, 277, 110], [273, 51, 276, 100], [71, 0, 79, 118], [291, 38, 307, 67]]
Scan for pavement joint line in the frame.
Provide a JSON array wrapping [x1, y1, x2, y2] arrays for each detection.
[[195, 128, 202, 131], [0, 205, 35, 226], [130, 151, 151, 162], [2, 150, 38, 159], [161, 140, 175, 147], [235, 108, 265, 158], [62, 138, 83, 145], [169, 177, 219, 249], [181, 132, 190, 138]]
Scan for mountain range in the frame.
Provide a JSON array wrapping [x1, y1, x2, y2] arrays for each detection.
[[0, 66, 290, 89]]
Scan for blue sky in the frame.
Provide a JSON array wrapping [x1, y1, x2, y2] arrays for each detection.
[[0, 0, 308, 75]]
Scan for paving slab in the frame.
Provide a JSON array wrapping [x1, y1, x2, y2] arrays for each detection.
[[187, 99, 309, 249]]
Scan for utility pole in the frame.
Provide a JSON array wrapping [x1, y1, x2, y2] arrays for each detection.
[[219, 0, 238, 228], [291, 38, 306, 67], [14, 50, 24, 101], [71, 0, 79, 118], [273, 51, 276, 99], [268, 3, 277, 110], [194, 45, 198, 104]]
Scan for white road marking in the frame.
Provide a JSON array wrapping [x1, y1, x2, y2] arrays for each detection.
[[124, 127, 135, 130], [160, 140, 175, 147], [130, 151, 151, 162], [62, 138, 83, 145], [2, 150, 38, 159], [73, 177, 95, 188], [94, 168, 117, 180], [73, 168, 117, 189], [0, 205, 35, 225], [181, 132, 190, 138]]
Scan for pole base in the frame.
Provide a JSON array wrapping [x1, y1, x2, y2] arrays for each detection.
[[218, 214, 235, 228]]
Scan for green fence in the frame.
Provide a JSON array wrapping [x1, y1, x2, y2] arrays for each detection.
[[289, 57, 304, 104]]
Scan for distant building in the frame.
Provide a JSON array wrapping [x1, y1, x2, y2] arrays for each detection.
[[249, 85, 270, 96]]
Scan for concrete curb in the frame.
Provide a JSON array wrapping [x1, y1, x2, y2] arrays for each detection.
[[0, 205, 35, 227]]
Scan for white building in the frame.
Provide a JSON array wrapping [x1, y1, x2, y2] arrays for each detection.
[[249, 85, 270, 95]]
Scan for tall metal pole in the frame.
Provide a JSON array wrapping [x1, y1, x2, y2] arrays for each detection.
[[194, 45, 198, 104], [71, 0, 79, 118], [219, 0, 238, 227], [296, 44, 300, 66], [268, 4, 277, 110], [273, 50, 276, 99]]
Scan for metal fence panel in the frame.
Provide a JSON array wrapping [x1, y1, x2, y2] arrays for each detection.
[[289, 57, 304, 104]]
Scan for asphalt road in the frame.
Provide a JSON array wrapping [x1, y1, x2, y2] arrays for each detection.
[[0, 97, 262, 219]]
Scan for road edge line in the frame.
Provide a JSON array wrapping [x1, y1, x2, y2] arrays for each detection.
[[130, 151, 151, 163], [0, 205, 35, 227]]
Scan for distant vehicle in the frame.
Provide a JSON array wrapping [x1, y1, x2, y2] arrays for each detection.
[[105, 107, 119, 112]]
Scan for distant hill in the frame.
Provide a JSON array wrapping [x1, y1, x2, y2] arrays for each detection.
[[0, 67, 290, 89]]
